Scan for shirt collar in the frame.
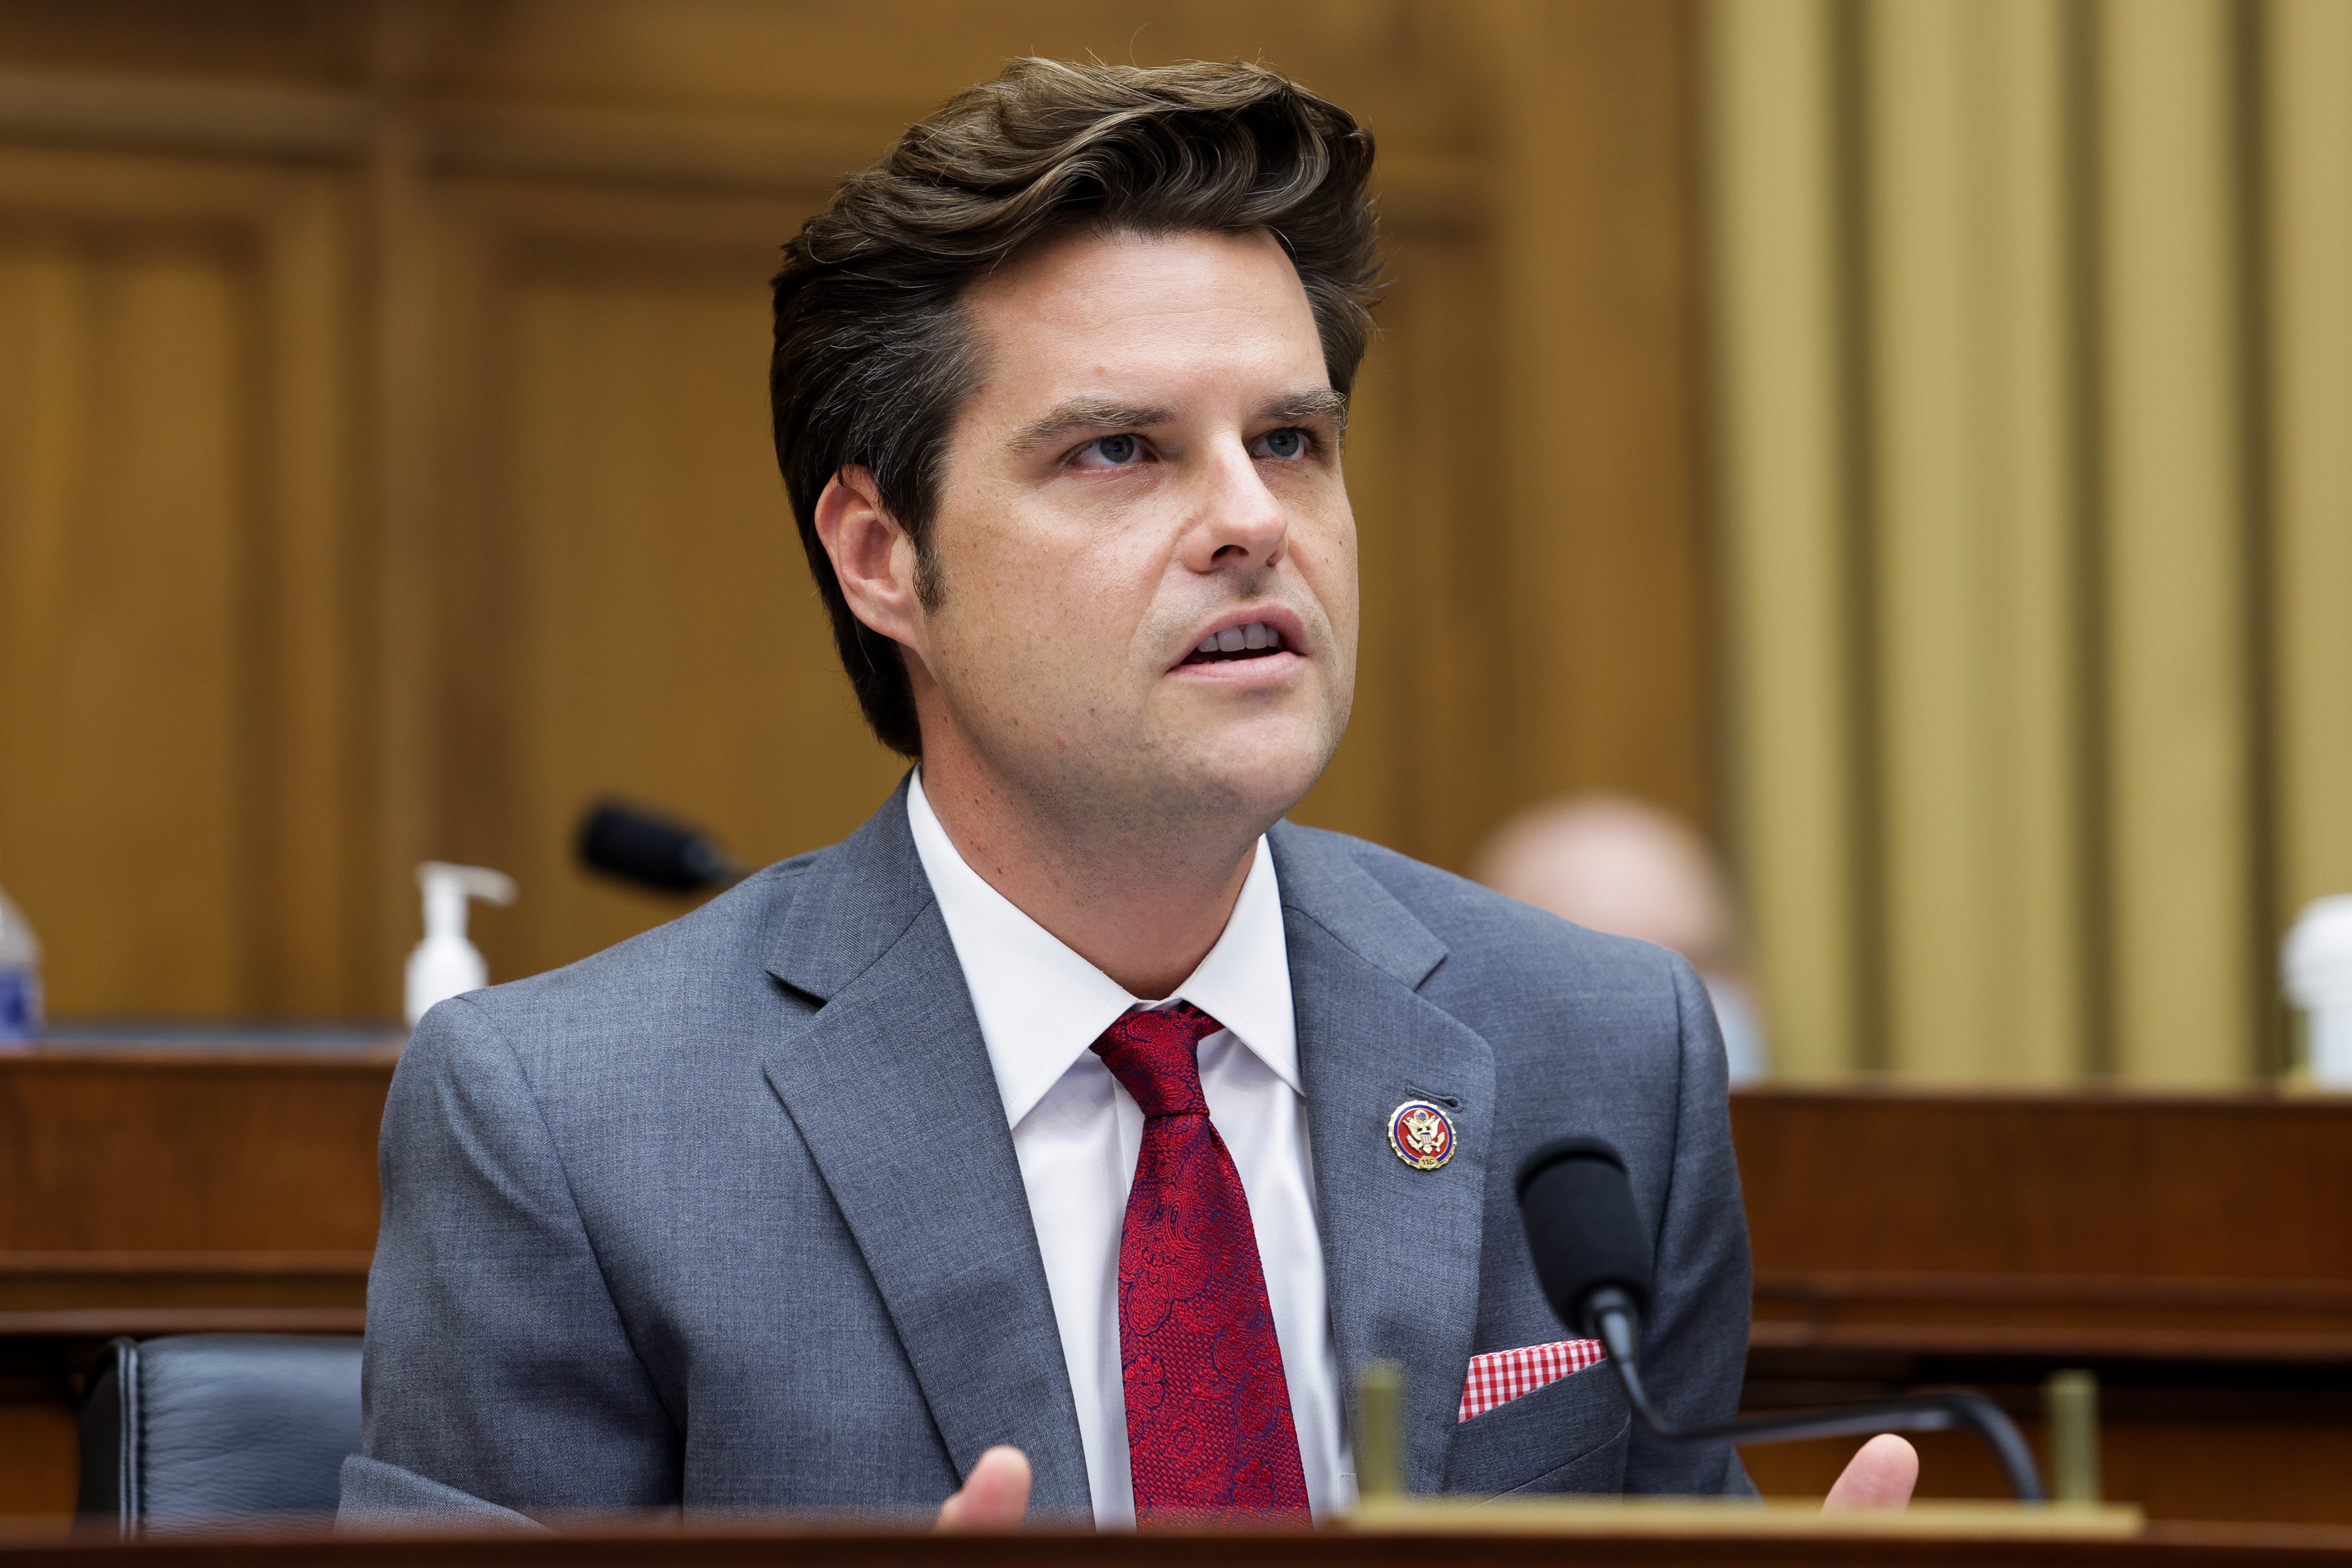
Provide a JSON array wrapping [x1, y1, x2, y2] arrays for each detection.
[[906, 769, 1299, 1129]]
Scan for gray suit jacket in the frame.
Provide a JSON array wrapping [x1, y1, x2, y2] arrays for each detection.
[[342, 783, 1754, 1525]]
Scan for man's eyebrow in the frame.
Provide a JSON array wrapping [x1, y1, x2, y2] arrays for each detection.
[[1263, 387, 1350, 433], [1008, 400, 1175, 456]]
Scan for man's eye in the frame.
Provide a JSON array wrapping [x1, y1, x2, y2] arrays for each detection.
[[1076, 434, 1142, 466], [1254, 427, 1309, 460]]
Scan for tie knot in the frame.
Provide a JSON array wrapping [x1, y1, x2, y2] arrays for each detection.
[[1091, 1003, 1222, 1119]]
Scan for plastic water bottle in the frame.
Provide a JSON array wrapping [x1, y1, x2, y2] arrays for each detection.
[[0, 870, 42, 1045]]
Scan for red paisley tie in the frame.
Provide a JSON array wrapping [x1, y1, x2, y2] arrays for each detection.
[[1092, 1003, 1312, 1526]]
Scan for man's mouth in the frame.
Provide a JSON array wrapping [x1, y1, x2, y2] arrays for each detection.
[[1181, 621, 1289, 665]]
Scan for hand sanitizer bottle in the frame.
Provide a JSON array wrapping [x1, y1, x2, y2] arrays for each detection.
[[0, 866, 42, 1046], [2284, 894, 2352, 1088], [404, 862, 517, 1028]]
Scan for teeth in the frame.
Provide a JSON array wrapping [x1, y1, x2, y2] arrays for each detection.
[[1192, 621, 1286, 658]]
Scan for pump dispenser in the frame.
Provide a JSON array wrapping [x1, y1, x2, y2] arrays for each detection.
[[405, 861, 517, 1028]]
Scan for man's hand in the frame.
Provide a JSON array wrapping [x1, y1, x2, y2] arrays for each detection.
[[936, 1445, 1033, 1530], [1821, 1433, 1919, 1512]]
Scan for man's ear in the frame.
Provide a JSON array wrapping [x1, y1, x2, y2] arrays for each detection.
[[813, 465, 924, 651]]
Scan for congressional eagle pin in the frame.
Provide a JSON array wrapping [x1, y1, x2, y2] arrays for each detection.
[[1387, 1100, 1456, 1171]]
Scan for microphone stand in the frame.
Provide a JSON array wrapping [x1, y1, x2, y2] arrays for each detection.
[[1586, 1289, 2048, 1503]]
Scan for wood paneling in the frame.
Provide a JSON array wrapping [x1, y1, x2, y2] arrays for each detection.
[[1486, 0, 1713, 829], [0, 148, 360, 1019], [0, 0, 1707, 1021], [423, 181, 906, 982], [1288, 223, 1508, 872], [0, 1049, 390, 1260], [0, 208, 251, 1011], [0, 1399, 76, 1520], [1733, 1089, 2352, 1290]]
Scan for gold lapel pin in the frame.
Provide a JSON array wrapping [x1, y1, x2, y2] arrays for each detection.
[[1387, 1100, 1456, 1171]]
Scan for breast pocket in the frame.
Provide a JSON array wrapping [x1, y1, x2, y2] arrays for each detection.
[[1440, 1361, 1630, 1497]]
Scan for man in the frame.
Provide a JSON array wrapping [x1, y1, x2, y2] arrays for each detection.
[[344, 57, 1914, 1527], [1473, 795, 1771, 1083]]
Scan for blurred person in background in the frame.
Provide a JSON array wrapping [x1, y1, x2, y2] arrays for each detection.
[[1475, 796, 1768, 1083]]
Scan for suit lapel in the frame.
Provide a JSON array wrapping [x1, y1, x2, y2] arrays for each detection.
[[760, 782, 1090, 1516], [1271, 823, 1495, 1495]]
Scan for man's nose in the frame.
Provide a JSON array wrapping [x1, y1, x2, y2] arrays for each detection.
[[1179, 442, 1289, 574]]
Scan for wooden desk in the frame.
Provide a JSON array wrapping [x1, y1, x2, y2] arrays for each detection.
[[3, 1514, 2352, 1568], [0, 1042, 394, 1516], [1728, 1088, 2352, 1522], [0, 1043, 392, 1332], [1733, 1087, 2352, 1356], [7, 1051, 2350, 1524]]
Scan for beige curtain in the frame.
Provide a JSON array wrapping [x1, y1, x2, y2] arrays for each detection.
[[1702, 0, 2352, 1083]]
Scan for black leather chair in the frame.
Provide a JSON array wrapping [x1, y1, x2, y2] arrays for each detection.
[[78, 1335, 363, 1532]]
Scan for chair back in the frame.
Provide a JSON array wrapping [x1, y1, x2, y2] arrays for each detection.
[[78, 1334, 363, 1531]]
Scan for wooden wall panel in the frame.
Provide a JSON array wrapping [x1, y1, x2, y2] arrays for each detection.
[[1486, 0, 1713, 830], [0, 1402, 76, 1519], [433, 186, 906, 981], [1287, 227, 1512, 870], [0, 1051, 387, 1256], [426, 1, 1485, 160], [0, 149, 357, 1020], [0, 212, 251, 1015], [0, 1, 367, 86]]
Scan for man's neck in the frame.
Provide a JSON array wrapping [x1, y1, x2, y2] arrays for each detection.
[[915, 756, 1262, 1001]]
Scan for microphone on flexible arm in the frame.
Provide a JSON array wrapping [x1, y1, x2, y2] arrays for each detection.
[[576, 800, 751, 894], [1515, 1136, 2047, 1503]]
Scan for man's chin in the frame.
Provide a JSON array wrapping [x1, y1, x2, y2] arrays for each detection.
[[1159, 713, 1343, 825]]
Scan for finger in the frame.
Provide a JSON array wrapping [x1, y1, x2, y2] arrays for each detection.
[[1821, 1433, 1919, 1512], [936, 1445, 1034, 1531]]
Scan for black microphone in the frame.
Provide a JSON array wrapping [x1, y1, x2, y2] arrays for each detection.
[[1516, 1136, 2047, 1502], [576, 800, 750, 894]]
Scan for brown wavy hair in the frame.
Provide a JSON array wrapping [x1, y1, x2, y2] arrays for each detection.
[[769, 57, 1382, 756]]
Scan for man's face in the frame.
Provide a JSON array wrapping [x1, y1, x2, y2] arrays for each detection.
[[903, 227, 1358, 833]]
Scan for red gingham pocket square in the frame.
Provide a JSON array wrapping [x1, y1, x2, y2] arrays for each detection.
[[1457, 1337, 1606, 1422]]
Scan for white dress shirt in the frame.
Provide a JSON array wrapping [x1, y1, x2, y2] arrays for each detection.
[[906, 772, 1348, 1526]]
